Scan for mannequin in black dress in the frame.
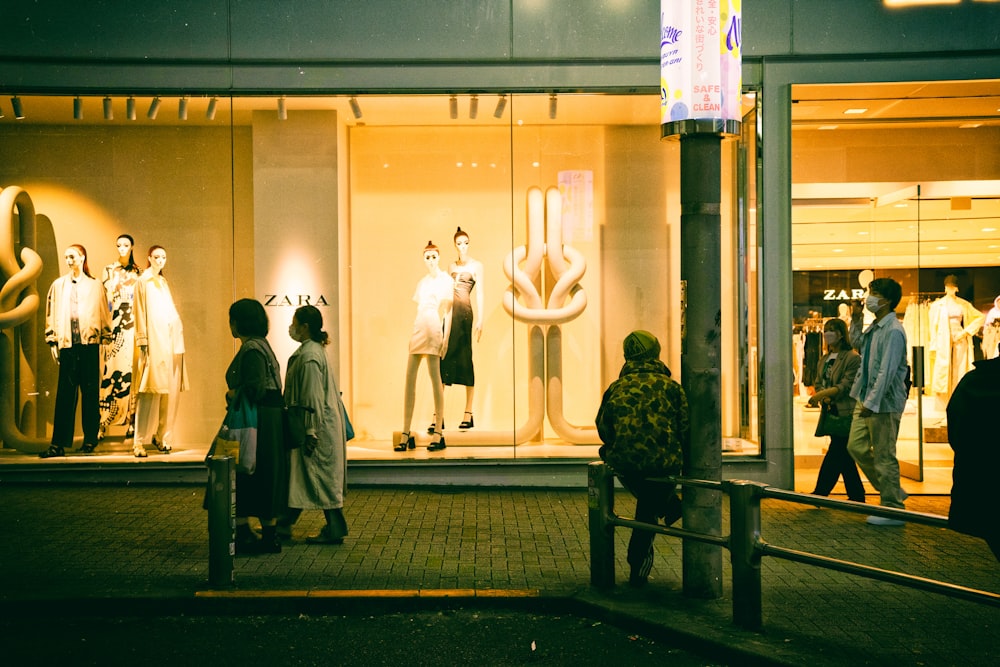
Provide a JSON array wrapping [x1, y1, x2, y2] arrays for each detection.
[[438, 227, 484, 431]]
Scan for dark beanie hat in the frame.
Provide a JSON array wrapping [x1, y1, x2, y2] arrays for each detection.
[[623, 330, 661, 361]]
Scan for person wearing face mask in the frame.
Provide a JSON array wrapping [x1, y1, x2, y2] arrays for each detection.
[[39, 245, 113, 458], [807, 318, 865, 503], [395, 241, 453, 453], [928, 275, 984, 409], [847, 277, 910, 525]]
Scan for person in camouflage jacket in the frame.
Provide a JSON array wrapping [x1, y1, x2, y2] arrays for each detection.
[[596, 330, 689, 587]]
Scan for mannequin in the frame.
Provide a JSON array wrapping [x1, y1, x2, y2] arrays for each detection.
[[982, 294, 1000, 360], [928, 274, 984, 409], [396, 241, 453, 453], [439, 226, 484, 431], [98, 234, 141, 440], [38, 245, 112, 458], [132, 245, 188, 457]]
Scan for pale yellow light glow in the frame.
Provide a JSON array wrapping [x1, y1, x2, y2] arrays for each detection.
[[884, 0, 960, 6]]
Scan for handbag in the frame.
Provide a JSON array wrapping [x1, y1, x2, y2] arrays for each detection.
[[340, 396, 355, 441], [220, 395, 258, 474], [814, 403, 853, 438], [284, 405, 312, 449]]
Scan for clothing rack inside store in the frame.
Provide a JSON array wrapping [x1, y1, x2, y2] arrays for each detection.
[[908, 291, 944, 304], [802, 317, 824, 332]]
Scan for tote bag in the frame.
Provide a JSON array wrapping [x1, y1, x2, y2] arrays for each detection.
[[221, 396, 258, 474]]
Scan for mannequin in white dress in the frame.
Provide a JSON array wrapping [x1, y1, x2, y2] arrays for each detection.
[[396, 241, 453, 453]]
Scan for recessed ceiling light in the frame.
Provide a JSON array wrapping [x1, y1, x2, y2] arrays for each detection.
[[818, 125, 838, 130], [959, 122, 982, 129], [894, 203, 908, 208], [833, 248, 844, 253], [989, 244, 1000, 249], [936, 246, 948, 250], [843, 108, 868, 115], [983, 227, 997, 232], [858, 231, 869, 236]]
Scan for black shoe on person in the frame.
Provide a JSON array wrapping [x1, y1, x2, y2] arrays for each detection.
[[80, 442, 98, 454], [38, 445, 65, 459]]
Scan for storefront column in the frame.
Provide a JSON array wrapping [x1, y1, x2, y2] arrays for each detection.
[[251, 110, 342, 365], [680, 133, 724, 599]]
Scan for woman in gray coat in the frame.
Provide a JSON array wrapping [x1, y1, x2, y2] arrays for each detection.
[[807, 317, 865, 502], [279, 305, 348, 544]]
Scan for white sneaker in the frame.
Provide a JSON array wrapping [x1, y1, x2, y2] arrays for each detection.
[[866, 515, 905, 526]]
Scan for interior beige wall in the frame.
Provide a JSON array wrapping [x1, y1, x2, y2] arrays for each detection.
[[349, 125, 609, 444], [793, 127, 1000, 182], [0, 125, 250, 445]]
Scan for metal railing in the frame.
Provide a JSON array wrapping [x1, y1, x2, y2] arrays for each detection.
[[587, 461, 1000, 631]]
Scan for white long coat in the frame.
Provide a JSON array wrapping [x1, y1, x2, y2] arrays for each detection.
[[928, 295, 984, 396], [284, 339, 346, 510]]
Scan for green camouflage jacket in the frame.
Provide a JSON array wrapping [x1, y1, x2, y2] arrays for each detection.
[[595, 358, 689, 477]]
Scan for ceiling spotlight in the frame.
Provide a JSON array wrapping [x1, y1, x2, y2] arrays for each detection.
[[103, 96, 114, 121], [349, 96, 362, 119], [493, 94, 507, 119], [549, 93, 558, 120], [449, 94, 458, 120], [469, 94, 478, 119], [277, 97, 287, 120], [73, 96, 83, 120], [206, 97, 218, 120], [11, 96, 24, 120], [126, 96, 136, 120], [147, 97, 161, 119], [178, 97, 188, 120]]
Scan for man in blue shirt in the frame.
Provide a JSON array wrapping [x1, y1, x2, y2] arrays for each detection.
[[848, 277, 910, 525]]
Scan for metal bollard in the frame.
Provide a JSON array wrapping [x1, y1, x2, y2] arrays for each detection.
[[207, 455, 235, 588], [588, 462, 616, 589], [727, 479, 766, 631]]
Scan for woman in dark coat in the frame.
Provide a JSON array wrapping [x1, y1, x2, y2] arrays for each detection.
[[807, 317, 865, 503], [226, 298, 288, 554]]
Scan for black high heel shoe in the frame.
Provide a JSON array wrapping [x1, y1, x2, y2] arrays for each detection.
[[427, 430, 447, 452], [427, 417, 444, 434], [394, 432, 414, 452], [459, 412, 474, 430]]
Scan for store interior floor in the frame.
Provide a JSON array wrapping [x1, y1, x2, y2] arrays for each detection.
[[793, 391, 954, 496]]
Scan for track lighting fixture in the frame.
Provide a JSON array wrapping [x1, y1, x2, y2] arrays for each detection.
[[493, 94, 507, 119], [449, 94, 458, 120], [349, 96, 362, 119], [549, 93, 558, 120], [178, 97, 188, 120], [147, 97, 160, 119], [277, 97, 287, 120], [11, 96, 24, 120], [126, 97, 136, 120], [469, 95, 478, 119], [103, 96, 114, 121], [73, 96, 83, 120], [206, 97, 218, 120]]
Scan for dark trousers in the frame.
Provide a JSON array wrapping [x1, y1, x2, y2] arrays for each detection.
[[51, 344, 101, 448], [619, 476, 680, 570], [813, 433, 866, 502]]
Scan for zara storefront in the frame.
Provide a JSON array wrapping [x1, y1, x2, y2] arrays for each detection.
[[1, 2, 998, 491]]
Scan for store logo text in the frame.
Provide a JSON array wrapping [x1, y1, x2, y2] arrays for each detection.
[[264, 294, 329, 307], [823, 289, 865, 301]]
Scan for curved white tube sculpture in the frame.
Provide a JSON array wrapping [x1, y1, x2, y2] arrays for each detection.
[[0, 186, 48, 452]]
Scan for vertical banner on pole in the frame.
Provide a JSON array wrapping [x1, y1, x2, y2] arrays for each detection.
[[661, 0, 742, 138]]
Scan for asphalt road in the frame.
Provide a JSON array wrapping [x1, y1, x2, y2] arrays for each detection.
[[8, 608, 729, 666]]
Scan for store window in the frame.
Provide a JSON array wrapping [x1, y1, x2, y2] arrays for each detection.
[[0, 92, 759, 464], [790, 80, 1000, 493]]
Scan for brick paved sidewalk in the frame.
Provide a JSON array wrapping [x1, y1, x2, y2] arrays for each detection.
[[1, 484, 997, 666]]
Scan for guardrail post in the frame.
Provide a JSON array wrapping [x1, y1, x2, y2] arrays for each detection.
[[207, 455, 235, 588], [588, 461, 616, 589], [727, 479, 765, 631]]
